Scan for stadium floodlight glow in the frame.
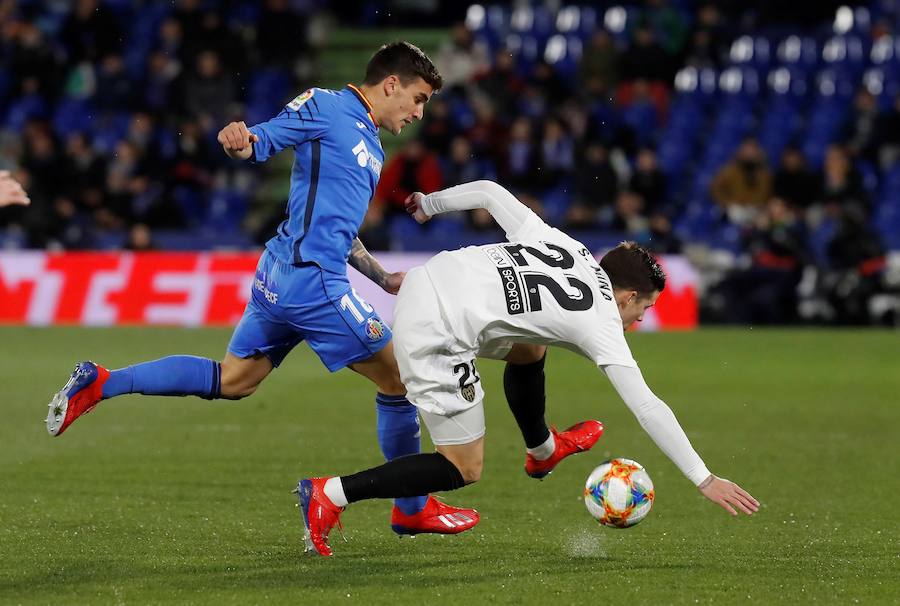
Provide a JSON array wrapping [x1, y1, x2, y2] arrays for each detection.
[[556, 6, 580, 32], [834, 6, 853, 34], [604, 6, 626, 33], [465, 5, 485, 31]]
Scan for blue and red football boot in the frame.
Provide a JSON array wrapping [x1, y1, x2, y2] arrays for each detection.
[[46, 361, 110, 437], [390, 496, 480, 536], [525, 420, 604, 479]]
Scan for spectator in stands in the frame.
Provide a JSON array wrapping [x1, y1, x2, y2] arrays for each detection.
[[435, 23, 490, 91], [419, 97, 454, 157], [143, 50, 182, 114], [536, 117, 575, 191], [476, 49, 525, 117], [256, 0, 309, 69], [60, 0, 123, 64], [821, 205, 886, 325], [642, 0, 689, 56], [125, 223, 156, 251], [620, 24, 672, 83], [95, 54, 134, 111], [7, 20, 59, 97], [711, 138, 772, 225], [844, 90, 880, 163], [773, 145, 819, 210], [60, 132, 105, 213], [646, 213, 683, 254], [878, 94, 900, 169], [579, 31, 619, 97], [498, 117, 540, 194], [565, 143, 619, 228], [611, 190, 650, 237], [374, 138, 443, 217], [182, 50, 236, 123], [629, 147, 667, 214], [819, 144, 868, 217], [711, 197, 809, 324], [465, 93, 507, 162], [442, 136, 495, 188]]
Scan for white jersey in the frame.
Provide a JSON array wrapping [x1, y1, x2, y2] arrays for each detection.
[[410, 181, 711, 487], [423, 217, 637, 369]]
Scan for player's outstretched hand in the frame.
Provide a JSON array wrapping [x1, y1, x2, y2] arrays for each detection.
[[217, 121, 259, 160], [404, 192, 430, 224], [383, 271, 405, 295], [0, 171, 30, 207], [698, 475, 759, 516]]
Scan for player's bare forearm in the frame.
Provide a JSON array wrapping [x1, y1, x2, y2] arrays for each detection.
[[348, 238, 404, 294]]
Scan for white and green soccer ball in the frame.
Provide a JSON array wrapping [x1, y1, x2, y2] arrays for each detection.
[[584, 458, 655, 528]]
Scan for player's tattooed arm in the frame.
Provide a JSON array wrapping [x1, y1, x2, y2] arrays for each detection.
[[348, 238, 405, 294]]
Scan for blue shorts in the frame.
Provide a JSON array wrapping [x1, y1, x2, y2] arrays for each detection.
[[227, 249, 392, 372]]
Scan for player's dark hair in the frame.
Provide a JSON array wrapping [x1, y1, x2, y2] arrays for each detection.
[[600, 241, 666, 297], [364, 41, 443, 91]]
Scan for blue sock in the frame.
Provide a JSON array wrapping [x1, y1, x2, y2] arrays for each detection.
[[102, 356, 222, 400], [376, 393, 428, 515]]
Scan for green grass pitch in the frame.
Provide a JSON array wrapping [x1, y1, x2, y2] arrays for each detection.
[[1, 327, 897, 604]]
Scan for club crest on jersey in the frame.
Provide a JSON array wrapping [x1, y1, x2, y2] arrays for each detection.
[[365, 317, 385, 341], [287, 89, 314, 110], [461, 383, 476, 403]]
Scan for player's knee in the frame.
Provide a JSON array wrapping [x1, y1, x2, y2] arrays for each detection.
[[458, 459, 483, 484], [219, 382, 257, 400], [504, 343, 547, 365]]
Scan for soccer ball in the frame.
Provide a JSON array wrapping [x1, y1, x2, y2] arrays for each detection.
[[584, 458, 655, 528]]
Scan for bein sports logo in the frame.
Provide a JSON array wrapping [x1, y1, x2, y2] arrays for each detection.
[[352, 140, 382, 176]]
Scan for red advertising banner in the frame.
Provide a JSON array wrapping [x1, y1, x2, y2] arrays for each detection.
[[0, 251, 697, 329]]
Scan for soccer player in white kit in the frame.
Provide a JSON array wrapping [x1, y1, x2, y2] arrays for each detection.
[[296, 180, 759, 555]]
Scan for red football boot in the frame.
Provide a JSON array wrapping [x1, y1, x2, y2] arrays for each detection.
[[296, 477, 345, 556], [391, 496, 480, 536], [525, 420, 604, 479], [46, 361, 110, 437]]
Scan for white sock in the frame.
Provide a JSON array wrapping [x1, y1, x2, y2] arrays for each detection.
[[323, 477, 348, 507], [527, 433, 556, 461]]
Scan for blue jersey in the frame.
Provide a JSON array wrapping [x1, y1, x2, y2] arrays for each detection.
[[249, 85, 385, 274]]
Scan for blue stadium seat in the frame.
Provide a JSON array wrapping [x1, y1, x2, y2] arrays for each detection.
[[52, 98, 95, 138]]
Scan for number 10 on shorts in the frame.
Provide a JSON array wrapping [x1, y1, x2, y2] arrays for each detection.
[[340, 289, 374, 323]]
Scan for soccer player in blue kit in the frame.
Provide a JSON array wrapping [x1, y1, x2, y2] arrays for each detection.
[[45, 42, 480, 542]]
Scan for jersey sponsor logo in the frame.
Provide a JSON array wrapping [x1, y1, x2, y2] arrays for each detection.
[[254, 277, 278, 304], [365, 317, 385, 341], [351, 139, 383, 176], [484, 246, 511, 268], [286, 89, 314, 111], [497, 266, 524, 314]]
